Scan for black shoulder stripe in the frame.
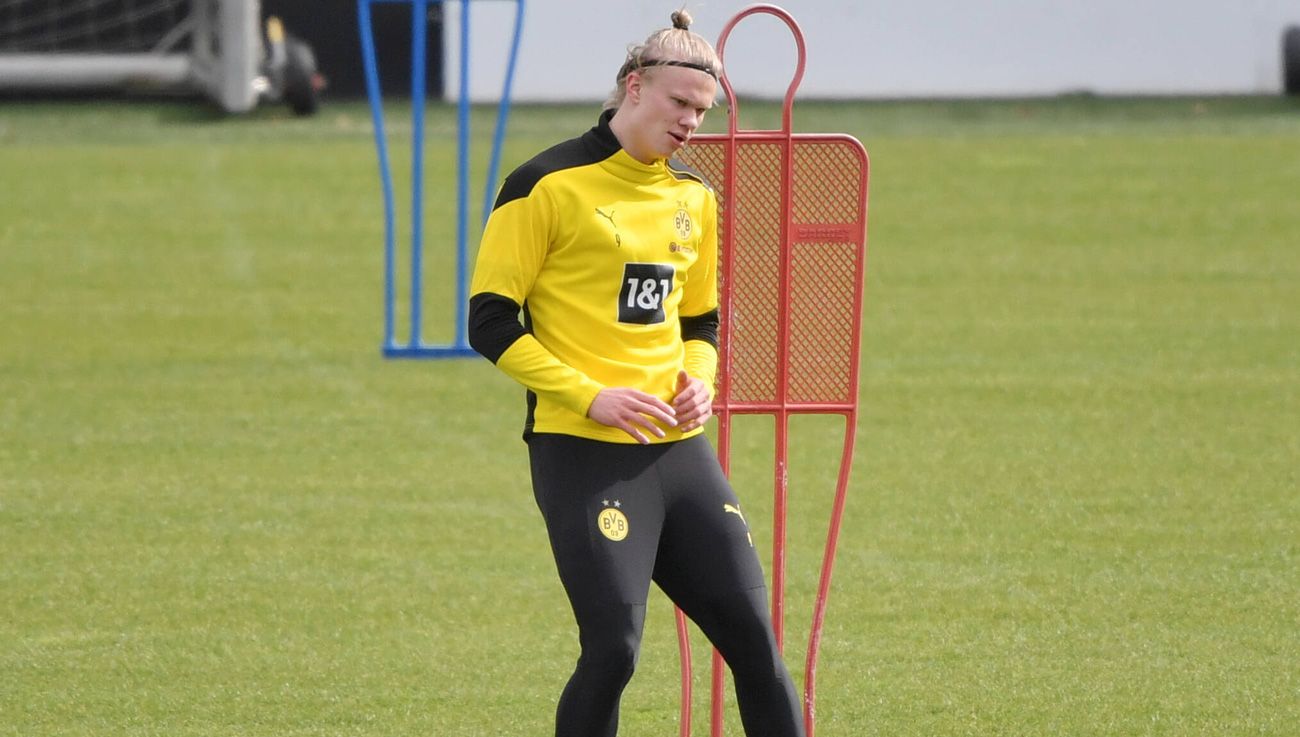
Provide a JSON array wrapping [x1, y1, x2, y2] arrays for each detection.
[[493, 137, 592, 210], [493, 115, 621, 211], [666, 157, 714, 190]]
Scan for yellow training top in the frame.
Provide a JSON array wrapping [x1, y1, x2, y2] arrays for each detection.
[[468, 110, 719, 443]]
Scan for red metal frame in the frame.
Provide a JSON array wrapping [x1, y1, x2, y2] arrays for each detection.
[[672, 5, 870, 737]]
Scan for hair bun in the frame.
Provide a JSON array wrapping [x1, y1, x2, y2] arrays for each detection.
[[671, 10, 693, 30]]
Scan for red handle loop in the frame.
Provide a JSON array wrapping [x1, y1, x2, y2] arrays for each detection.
[[714, 4, 807, 135]]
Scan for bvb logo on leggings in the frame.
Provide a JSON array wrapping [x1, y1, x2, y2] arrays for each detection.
[[597, 501, 629, 542]]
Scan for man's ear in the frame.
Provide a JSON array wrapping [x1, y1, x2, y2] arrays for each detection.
[[625, 71, 643, 104]]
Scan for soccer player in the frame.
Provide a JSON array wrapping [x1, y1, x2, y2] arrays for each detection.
[[467, 10, 805, 737]]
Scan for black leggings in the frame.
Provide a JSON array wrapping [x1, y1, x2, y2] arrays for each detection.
[[528, 433, 805, 737]]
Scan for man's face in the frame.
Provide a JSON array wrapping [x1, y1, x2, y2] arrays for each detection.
[[623, 65, 717, 162]]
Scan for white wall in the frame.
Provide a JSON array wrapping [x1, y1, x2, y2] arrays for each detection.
[[443, 0, 1298, 101]]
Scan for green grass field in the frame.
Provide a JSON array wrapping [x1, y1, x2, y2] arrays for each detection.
[[2, 95, 1298, 736]]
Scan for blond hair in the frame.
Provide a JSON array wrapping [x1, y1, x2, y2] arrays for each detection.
[[603, 10, 723, 111]]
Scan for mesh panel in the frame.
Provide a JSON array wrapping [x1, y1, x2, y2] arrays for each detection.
[[679, 135, 866, 409], [793, 141, 864, 224], [788, 139, 865, 404], [789, 241, 858, 403], [729, 142, 783, 403]]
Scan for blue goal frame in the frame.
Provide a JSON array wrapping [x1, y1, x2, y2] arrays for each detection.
[[358, 0, 525, 358]]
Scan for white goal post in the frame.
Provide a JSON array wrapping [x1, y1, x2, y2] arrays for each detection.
[[0, 0, 288, 113]]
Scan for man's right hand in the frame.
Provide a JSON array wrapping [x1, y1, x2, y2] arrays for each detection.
[[587, 388, 677, 445]]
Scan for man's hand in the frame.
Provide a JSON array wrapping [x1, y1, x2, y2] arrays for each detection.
[[587, 387, 677, 445], [671, 370, 712, 434]]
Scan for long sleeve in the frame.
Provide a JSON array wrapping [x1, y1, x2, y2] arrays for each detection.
[[678, 185, 720, 396], [468, 292, 605, 417], [680, 311, 718, 398]]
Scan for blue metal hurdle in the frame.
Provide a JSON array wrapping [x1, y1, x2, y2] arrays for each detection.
[[358, 0, 525, 358]]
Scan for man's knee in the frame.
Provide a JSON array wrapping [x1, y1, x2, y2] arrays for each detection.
[[575, 605, 645, 685], [577, 626, 641, 686]]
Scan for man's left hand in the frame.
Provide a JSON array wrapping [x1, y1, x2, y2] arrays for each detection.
[[671, 370, 713, 433]]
